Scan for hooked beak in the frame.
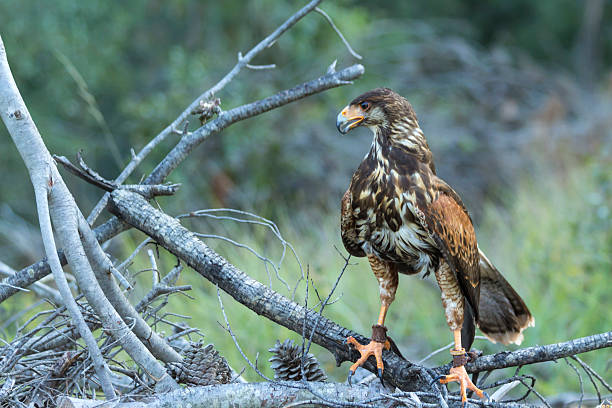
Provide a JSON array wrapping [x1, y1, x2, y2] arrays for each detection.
[[336, 105, 364, 134]]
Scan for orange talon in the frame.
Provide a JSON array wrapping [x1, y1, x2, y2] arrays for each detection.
[[346, 334, 390, 385], [347, 301, 393, 386], [438, 350, 487, 405]]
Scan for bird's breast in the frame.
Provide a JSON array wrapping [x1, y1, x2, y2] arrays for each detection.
[[351, 159, 437, 273]]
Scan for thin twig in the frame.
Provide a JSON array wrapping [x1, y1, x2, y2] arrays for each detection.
[[216, 286, 274, 383], [315, 7, 363, 60], [181, 207, 304, 294], [147, 249, 160, 286], [565, 358, 584, 408], [246, 63, 276, 70], [418, 336, 489, 365], [572, 355, 612, 393], [516, 376, 550, 408], [570, 355, 602, 402]]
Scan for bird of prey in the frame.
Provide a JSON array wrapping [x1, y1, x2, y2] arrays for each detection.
[[336, 88, 534, 403]]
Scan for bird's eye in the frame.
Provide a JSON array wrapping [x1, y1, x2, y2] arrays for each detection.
[[360, 101, 371, 111]]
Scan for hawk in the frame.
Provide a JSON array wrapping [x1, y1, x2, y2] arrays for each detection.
[[336, 88, 534, 403]]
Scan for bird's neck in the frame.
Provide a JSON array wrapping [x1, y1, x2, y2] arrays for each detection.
[[368, 120, 435, 172]]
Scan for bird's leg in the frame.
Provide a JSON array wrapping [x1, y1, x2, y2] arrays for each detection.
[[346, 303, 392, 385], [346, 255, 395, 385], [433, 261, 487, 406], [435, 329, 488, 406]]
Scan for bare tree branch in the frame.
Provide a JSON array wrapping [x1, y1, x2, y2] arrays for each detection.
[[461, 331, 612, 374], [77, 213, 183, 365], [0, 63, 364, 305], [108, 189, 612, 397], [0, 34, 116, 399], [85, 0, 324, 225], [0, 259, 61, 304], [145, 63, 364, 185], [56, 382, 536, 408], [53, 154, 180, 199], [315, 7, 363, 60]]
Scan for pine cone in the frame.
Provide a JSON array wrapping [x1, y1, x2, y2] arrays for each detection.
[[170, 342, 231, 386], [268, 339, 327, 382]]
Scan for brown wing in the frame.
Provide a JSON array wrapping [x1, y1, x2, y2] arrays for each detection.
[[418, 182, 480, 319], [341, 188, 366, 257]]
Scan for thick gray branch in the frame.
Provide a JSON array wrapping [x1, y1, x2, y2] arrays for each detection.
[[109, 190, 612, 395], [0, 34, 116, 399], [57, 382, 534, 408], [108, 189, 430, 392], [58, 382, 379, 408], [463, 330, 612, 374], [0, 259, 61, 304]]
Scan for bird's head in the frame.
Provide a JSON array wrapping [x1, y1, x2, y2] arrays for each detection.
[[336, 88, 417, 135]]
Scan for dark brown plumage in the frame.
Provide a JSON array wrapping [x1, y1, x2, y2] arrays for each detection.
[[336, 88, 534, 402]]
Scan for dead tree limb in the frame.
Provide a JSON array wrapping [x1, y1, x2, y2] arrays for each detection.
[[0, 34, 117, 399], [0, 260, 61, 305], [108, 189, 430, 392], [465, 331, 612, 374], [108, 189, 612, 396], [53, 153, 180, 198], [1, 33, 180, 395], [58, 383, 537, 408]]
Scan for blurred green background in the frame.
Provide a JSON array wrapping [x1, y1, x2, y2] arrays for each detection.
[[1, 0, 611, 403]]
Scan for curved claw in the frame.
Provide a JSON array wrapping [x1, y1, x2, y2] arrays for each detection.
[[439, 365, 487, 404], [430, 375, 445, 386], [347, 369, 355, 386], [346, 336, 387, 387], [377, 368, 384, 387], [482, 391, 490, 402]]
